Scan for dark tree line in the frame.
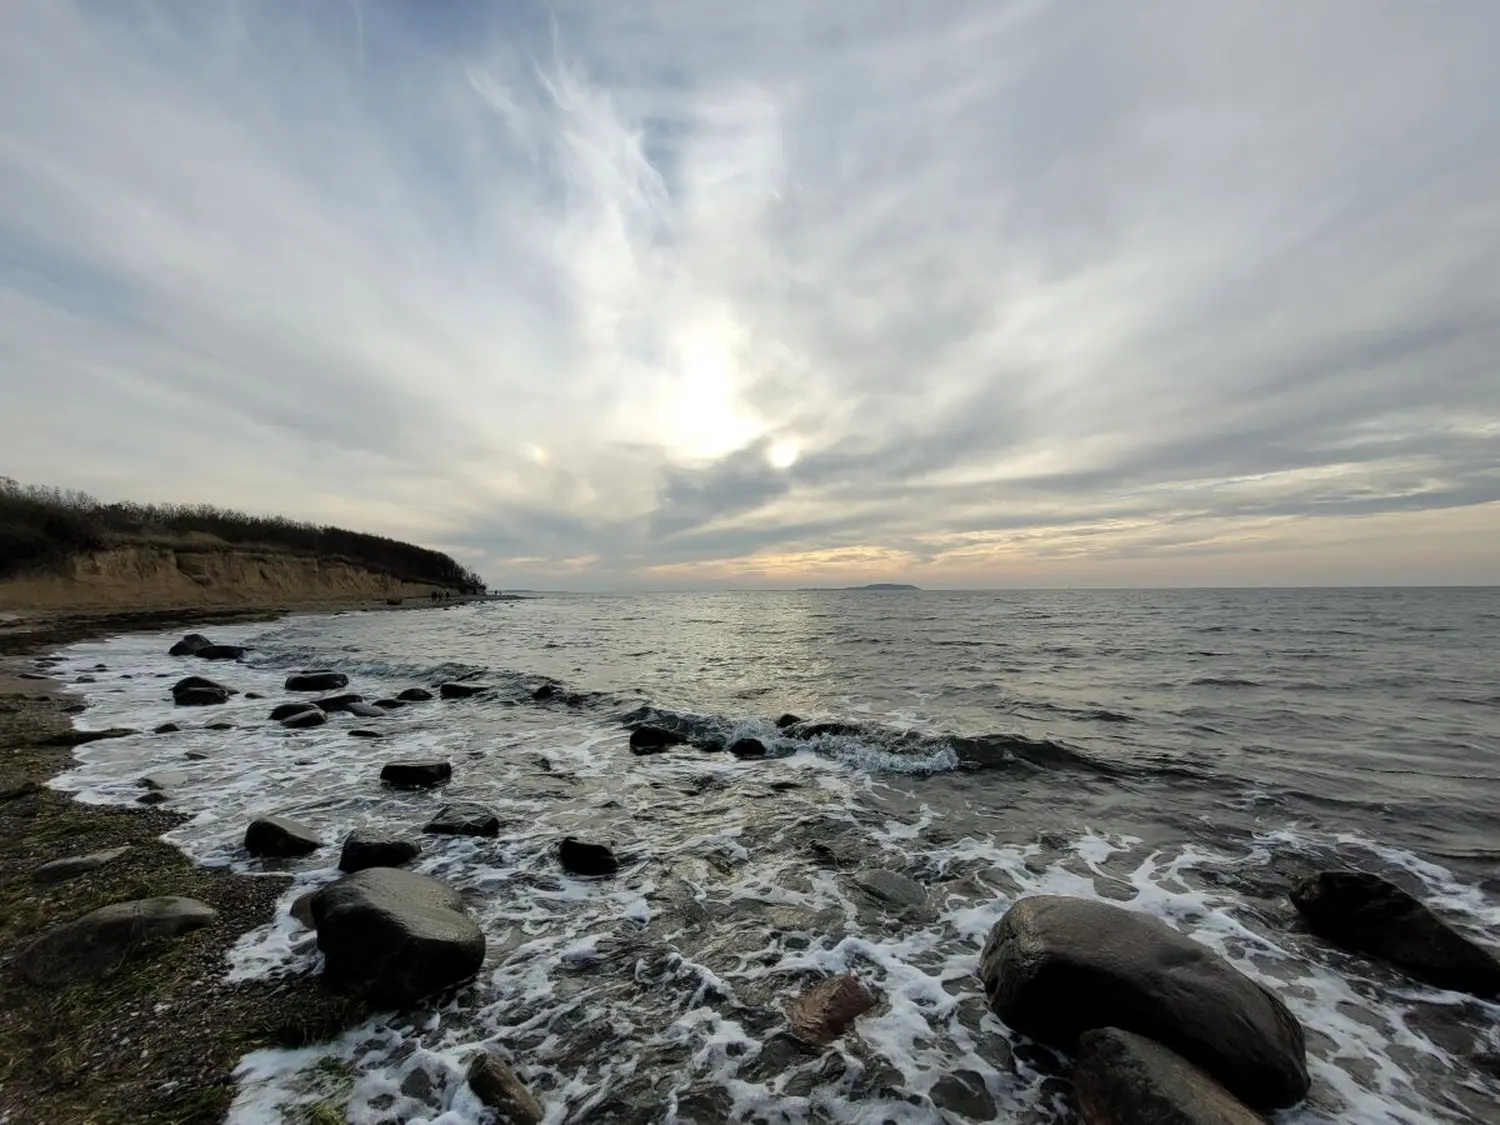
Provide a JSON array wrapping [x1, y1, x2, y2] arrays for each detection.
[[0, 478, 486, 590]]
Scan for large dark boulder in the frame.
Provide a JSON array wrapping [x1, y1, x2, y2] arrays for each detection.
[[169, 634, 214, 657], [380, 761, 452, 789], [195, 644, 247, 661], [423, 803, 501, 837], [729, 737, 767, 759], [244, 816, 322, 857], [313, 693, 364, 713], [439, 682, 490, 699], [270, 701, 321, 721], [172, 676, 233, 706], [629, 726, 685, 753], [979, 896, 1308, 1110], [1291, 871, 1500, 997], [1073, 1028, 1263, 1125], [286, 671, 349, 692], [397, 688, 434, 702], [559, 837, 617, 877], [281, 708, 327, 729], [309, 868, 484, 1006], [339, 833, 422, 873], [17, 897, 217, 986]]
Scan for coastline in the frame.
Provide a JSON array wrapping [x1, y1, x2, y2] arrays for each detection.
[[0, 600, 429, 1124]]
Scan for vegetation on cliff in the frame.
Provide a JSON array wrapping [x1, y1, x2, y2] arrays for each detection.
[[0, 478, 484, 591]]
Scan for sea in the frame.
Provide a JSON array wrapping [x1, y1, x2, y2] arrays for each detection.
[[44, 588, 1500, 1123]]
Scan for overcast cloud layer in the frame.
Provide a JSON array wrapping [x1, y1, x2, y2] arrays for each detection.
[[2, 1, 1497, 588]]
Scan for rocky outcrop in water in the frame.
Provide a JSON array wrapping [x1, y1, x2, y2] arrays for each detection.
[[851, 869, 928, 915], [439, 682, 489, 699], [286, 671, 349, 692], [729, 737, 767, 759], [245, 816, 322, 857], [380, 761, 452, 789], [979, 895, 1308, 1110], [281, 708, 327, 729], [340, 833, 422, 873], [397, 687, 434, 702], [18, 897, 217, 986], [1291, 871, 1500, 997], [559, 837, 617, 876], [270, 701, 320, 721], [776, 713, 802, 729], [310, 868, 484, 1006], [423, 803, 501, 837], [171, 676, 233, 706], [467, 1052, 544, 1124], [1073, 1027, 1263, 1125], [629, 726, 684, 753], [169, 633, 214, 657], [346, 702, 386, 718], [194, 644, 247, 660], [154, 722, 180, 734], [313, 693, 364, 713], [786, 973, 878, 1046]]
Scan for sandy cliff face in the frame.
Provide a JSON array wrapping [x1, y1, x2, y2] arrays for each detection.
[[0, 546, 450, 610]]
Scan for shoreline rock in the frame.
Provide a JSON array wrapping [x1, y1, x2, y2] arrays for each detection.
[[1074, 1027, 1263, 1125], [786, 973, 878, 1046], [339, 833, 422, 873], [380, 760, 452, 789], [244, 816, 322, 858], [559, 837, 618, 877], [423, 803, 501, 837], [286, 671, 349, 692], [18, 896, 217, 986]]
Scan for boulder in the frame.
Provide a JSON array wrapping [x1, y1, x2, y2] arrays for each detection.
[[1291, 871, 1500, 997], [172, 676, 233, 706], [169, 634, 214, 657], [467, 1052, 544, 1124], [281, 708, 328, 729], [340, 833, 422, 873], [205, 722, 234, 731], [979, 896, 1308, 1110], [270, 701, 321, 721], [313, 693, 365, 713], [786, 973, 878, 1046], [380, 760, 452, 789], [153, 723, 181, 735], [629, 726, 685, 753], [245, 816, 322, 857], [286, 671, 349, 692], [346, 702, 386, 719], [397, 688, 434, 702], [245, 692, 264, 700], [33, 846, 130, 885], [729, 737, 768, 759], [559, 837, 618, 877], [373, 699, 405, 710], [532, 684, 556, 701], [424, 803, 501, 837], [195, 644, 246, 661], [309, 868, 484, 1006], [17, 897, 217, 985], [852, 869, 928, 913], [775, 713, 803, 729], [439, 682, 490, 699], [1074, 1028, 1263, 1125], [185, 750, 209, 760], [291, 889, 317, 929], [349, 729, 383, 739], [139, 771, 188, 791]]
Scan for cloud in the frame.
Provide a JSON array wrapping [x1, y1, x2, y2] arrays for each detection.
[[0, 0, 1496, 587]]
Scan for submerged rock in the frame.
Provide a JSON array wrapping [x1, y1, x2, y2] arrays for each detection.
[[729, 737, 768, 759], [851, 869, 928, 913], [281, 708, 328, 729], [313, 693, 364, 713], [169, 633, 214, 657], [33, 846, 130, 885], [1291, 871, 1500, 997], [423, 803, 501, 837], [270, 701, 321, 721], [559, 837, 618, 877], [153, 722, 181, 735], [1074, 1028, 1263, 1125], [195, 644, 246, 661], [310, 868, 484, 1006], [205, 721, 234, 731], [286, 671, 349, 692], [245, 816, 322, 858], [397, 687, 434, 702], [171, 676, 233, 706], [18, 897, 216, 986], [467, 1052, 544, 1124], [629, 726, 685, 753], [786, 973, 878, 1046], [380, 760, 452, 789], [372, 698, 404, 710], [139, 770, 188, 791], [979, 895, 1308, 1110], [349, 729, 382, 739], [340, 833, 422, 873], [775, 713, 803, 729], [345, 702, 387, 719], [439, 682, 490, 699], [532, 684, 556, 701]]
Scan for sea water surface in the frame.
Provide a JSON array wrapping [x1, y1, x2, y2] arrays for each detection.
[[45, 588, 1500, 1123]]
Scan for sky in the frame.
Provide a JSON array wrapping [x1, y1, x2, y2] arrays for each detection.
[[1, 1, 1497, 590]]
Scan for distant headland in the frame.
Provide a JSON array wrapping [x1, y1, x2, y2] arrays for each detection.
[[844, 583, 920, 591]]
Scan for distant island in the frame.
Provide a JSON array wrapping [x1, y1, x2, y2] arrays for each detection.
[[843, 583, 921, 591]]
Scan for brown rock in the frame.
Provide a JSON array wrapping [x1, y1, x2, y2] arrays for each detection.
[[467, 1052, 544, 1124], [785, 973, 878, 1046], [1074, 1028, 1265, 1125]]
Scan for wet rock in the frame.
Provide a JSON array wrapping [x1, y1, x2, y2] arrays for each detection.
[[791, 720, 863, 739], [310, 868, 484, 1006], [729, 737, 768, 759], [270, 701, 321, 721], [185, 750, 209, 760], [171, 676, 233, 706], [532, 684, 555, 701], [372, 698, 404, 710], [75, 675, 96, 684], [169, 634, 214, 656], [423, 803, 501, 837], [153, 722, 181, 735], [559, 837, 618, 877], [139, 771, 188, 791], [285, 671, 349, 692], [852, 868, 928, 913], [439, 682, 490, 699], [776, 713, 803, 729], [281, 708, 328, 729], [17, 897, 216, 985], [313, 693, 365, 713], [245, 816, 322, 857], [244, 692, 264, 700], [980, 895, 1308, 1110], [349, 729, 382, 739], [291, 889, 317, 929], [340, 833, 422, 873], [33, 846, 130, 885], [138, 791, 168, 805], [195, 644, 246, 661], [397, 687, 434, 702], [693, 737, 726, 753], [786, 973, 878, 1046], [345, 702, 386, 718], [930, 1070, 997, 1120], [205, 722, 234, 731], [1291, 871, 1500, 997], [629, 726, 685, 753], [380, 760, 452, 789], [1074, 1027, 1263, 1125], [467, 1051, 544, 1124]]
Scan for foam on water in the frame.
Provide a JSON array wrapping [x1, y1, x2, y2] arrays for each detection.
[[39, 620, 1500, 1124]]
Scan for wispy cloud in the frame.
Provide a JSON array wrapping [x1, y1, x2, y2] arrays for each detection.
[[1, 1, 1496, 586]]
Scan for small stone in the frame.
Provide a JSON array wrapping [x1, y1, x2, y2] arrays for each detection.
[[467, 1052, 544, 1124], [33, 846, 130, 885], [786, 974, 878, 1046], [775, 713, 802, 729], [372, 698, 404, 710], [930, 1070, 997, 1120], [138, 791, 168, 805], [559, 837, 618, 877], [396, 688, 434, 702], [345, 702, 386, 718], [439, 682, 490, 699], [532, 684, 555, 700], [285, 671, 349, 692], [312, 693, 364, 713], [154, 723, 181, 735], [139, 771, 188, 791], [184, 750, 209, 761], [281, 709, 327, 729], [423, 803, 501, 837], [204, 722, 234, 731], [171, 676, 233, 706], [349, 729, 382, 739], [380, 760, 452, 789], [629, 726, 685, 753], [340, 833, 422, 873], [291, 889, 318, 929], [244, 692, 264, 699], [270, 701, 321, 721], [245, 816, 322, 857], [852, 869, 928, 912]]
